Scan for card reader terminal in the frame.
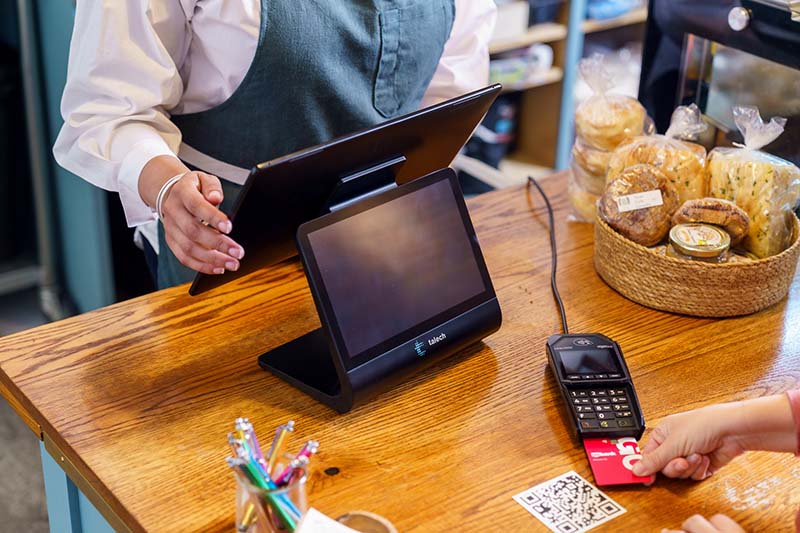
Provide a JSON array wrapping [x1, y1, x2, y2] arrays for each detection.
[[546, 333, 645, 440]]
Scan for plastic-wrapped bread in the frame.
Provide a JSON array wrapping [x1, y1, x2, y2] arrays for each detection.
[[568, 177, 601, 222], [707, 106, 800, 258], [572, 139, 612, 177], [598, 164, 680, 246], [574, 54, 647, 152], [571, 159, 605, 196], [607, 105, 709, 205]]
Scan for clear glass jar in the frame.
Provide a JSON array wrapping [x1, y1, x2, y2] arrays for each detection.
[[667, 223, 731, 263]]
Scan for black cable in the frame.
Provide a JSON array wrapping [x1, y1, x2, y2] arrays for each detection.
[[526, 177, 569, 335]]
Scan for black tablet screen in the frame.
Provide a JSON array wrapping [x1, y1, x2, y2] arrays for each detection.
[[306, 178, 486, 358]]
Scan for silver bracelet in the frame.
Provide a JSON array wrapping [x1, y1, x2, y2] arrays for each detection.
[[155, 173, 186, 221]]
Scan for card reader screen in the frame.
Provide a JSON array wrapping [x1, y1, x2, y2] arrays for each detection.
[[560, 349, 620, 375], [306, 178, 487, 359]]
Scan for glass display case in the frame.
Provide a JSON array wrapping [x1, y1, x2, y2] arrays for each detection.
[[640, 0, 800, 166]]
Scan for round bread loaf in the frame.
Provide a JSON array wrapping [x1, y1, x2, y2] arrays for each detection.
[[671, 198, 751, 247], [599, 164, 680, 246], [571, 160, 605, 196], [572, 139, 612, 177], [568, 180, 600, 222], [607, 136, 708, 205], [575, 95, 646, 151]]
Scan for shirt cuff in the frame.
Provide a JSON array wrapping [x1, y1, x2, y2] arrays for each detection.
[[118, 138, 180, 227], [786, 390, 800, 456]]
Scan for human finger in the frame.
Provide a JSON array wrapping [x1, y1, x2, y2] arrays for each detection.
[[168, 206, 243, 261], [661, 457, 691, 478], [690, 456, 712, 481], [633, 425, 673, 476], [709, 514, 745, 532], [196, 172, 224, 206], [175, 174, 233, 234], [682, 514, 721, 533], [165, 231, 238, 274]]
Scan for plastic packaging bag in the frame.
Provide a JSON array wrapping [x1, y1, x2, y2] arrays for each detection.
[[707, 106, 800, 258], [607, 104, 709, 206], [574, 54, 647, 152], [569, 54, 648, 222]]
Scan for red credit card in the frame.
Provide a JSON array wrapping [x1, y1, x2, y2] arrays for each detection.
[[583, 437, 654, 486]]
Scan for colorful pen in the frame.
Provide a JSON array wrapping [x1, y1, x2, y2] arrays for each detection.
[[266, 420, 295, 474], [274, 455, 309, 487]]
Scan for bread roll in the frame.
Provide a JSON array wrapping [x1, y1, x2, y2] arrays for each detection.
[[671, 198, 751, 247], [571, 160, 605, 196], [572, 139, 612, 177], [708, 149, 800, 258], [599, 164, 680, 246], [607, 136, 707, 205], [575, 95, 646, 152], [568, 180, 600, 222]]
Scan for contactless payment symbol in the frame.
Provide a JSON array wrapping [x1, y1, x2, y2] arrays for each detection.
[[574, 338, 593, 346], [414, 340, 427, 357]]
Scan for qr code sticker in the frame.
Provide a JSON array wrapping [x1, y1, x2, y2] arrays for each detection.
[[513, 471, 626, 532]]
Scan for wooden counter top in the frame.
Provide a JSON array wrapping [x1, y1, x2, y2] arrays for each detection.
[[1, 172, 799, 532]]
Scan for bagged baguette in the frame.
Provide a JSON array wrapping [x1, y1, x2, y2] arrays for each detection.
[[707, 106, 800, 258], [607, 104, 709, 206]]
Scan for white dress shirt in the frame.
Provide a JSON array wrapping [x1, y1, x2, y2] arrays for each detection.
[[53, 0, 496, 253]]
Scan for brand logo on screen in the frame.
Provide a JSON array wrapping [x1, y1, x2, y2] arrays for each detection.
[[414, 341, 427, 357], [428, 333, 447, 346]]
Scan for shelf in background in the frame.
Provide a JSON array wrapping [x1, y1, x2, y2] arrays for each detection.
[[499, 67, 563, 93], [489, 22, 568, 55], [582, 7, 648, 34]]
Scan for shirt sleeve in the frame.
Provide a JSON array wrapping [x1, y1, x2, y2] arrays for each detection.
[[421, 0, 497, 108], [53, 0, 191, 227], [786, 389, 800, 456]]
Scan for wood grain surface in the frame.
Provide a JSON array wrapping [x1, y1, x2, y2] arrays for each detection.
[[1, 172, 799, 532]]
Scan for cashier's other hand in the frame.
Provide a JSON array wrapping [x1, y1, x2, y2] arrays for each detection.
[[662, 514, 746, 533], [631, 404, 747, 481], [160, 171, 245, 275]]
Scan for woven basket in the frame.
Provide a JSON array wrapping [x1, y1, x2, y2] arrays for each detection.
[[594, 214, 800, 317]]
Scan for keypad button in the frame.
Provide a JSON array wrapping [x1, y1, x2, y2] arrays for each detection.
[[607, 389, 618, 396], [596, 412, 615, 420], [582, 375, 595, 380], [580, 420, 599, 429], [609, 374, 622, 379], [595, 390, 607, 396], [612, 389, 626, 396], [576, 405, 593, 413], [618, 411, 633, 418], [616, 419, 633, 428], [589, 390, 598, 397], [573, 398, 590, 405], [610, 396, 628, 404], [596, 374, 609, 379], [595, 405, 612, 412], [567, 375, 581, 380], [599, 420, 617, 429], [591, 398, 610, 405], [578, 413, 596, 420], [570, 390, 588, 397]]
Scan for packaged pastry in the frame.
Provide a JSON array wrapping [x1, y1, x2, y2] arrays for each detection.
[[568, 176, 601, 222], [598, 164, 680, 246], [570, 159, 605, 196], [672, 198, 750, 247], [572, 138, 612, 177], [574, 54, 647, 152], [607, 105, 709, 205], [707, 106, 800, 258]]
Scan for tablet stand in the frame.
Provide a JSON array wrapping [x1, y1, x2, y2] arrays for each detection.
[[258, 167, 502, 413]]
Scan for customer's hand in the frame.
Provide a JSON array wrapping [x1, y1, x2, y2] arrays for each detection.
[[663, 513, 746, 533], [632, 403, 747, 480], [139, 156, 244, 275]]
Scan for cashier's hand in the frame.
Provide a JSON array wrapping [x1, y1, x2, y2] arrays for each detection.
[[139, 156, 245, 275], [160, 171, 245, 275], [631, 403, 747, 481], [663, 513, 746, 533]]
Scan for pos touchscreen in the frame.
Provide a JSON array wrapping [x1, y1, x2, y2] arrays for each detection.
[[296, 168, 496, 370]]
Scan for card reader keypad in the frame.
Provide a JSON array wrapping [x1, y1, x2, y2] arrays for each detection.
[[571, 388, 634, 430]]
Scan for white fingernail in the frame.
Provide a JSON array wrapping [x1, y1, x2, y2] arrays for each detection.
[[213, 267, 225, 275], [218, 221, 232, 234], [229, 247, 243, 259]]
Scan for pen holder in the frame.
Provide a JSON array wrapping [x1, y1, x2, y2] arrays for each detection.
[[234, 466, 308, 533]]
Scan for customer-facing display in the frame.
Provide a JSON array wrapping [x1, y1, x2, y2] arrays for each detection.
[[303, 174, 490, 367], [259, 168, 502, 412]]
